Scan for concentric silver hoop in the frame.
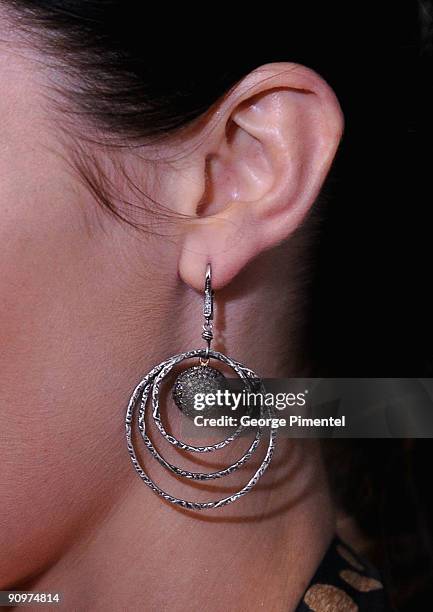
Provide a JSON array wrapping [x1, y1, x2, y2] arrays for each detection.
[[125, 348, 277, 511]]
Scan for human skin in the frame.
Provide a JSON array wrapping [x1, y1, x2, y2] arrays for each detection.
[[0, 15, 344, 611]]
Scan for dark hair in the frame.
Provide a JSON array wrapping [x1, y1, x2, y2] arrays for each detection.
[[4, 2, 433, 610], [6, 2, 286, 140]]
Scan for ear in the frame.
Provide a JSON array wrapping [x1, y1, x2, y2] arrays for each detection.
[[176, 62, 344, 291]]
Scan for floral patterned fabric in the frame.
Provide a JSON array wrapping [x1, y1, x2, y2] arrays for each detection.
[[296, 537, 393, 611]]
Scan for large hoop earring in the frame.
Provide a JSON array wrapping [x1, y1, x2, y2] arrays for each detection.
[[125, 264, 277, 510]]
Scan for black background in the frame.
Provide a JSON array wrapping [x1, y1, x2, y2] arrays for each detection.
[[276, 5, 433, 609], [307, 3, 433, 377]]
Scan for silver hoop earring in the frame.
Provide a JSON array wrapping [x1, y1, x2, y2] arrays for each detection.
[[125, 264, 277, 511]]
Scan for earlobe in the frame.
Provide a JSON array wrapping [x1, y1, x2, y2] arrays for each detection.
[[177, 63, 344, 291]]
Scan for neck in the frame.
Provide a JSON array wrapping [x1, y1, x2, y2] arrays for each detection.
[[17, 245, 334, 610], [22, 438, 334, 611]]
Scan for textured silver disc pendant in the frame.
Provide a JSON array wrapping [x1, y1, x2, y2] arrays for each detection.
[[173, 365, 226, 418], [125, 349, 277, 511]]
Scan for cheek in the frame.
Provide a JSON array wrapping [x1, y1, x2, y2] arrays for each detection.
[[0, 56, 138, 586], [0, 154, 128, 586], [0, 164, 78, 579]]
